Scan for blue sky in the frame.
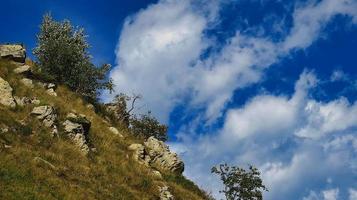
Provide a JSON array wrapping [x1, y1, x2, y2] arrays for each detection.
[[2, 0, 357, 199]]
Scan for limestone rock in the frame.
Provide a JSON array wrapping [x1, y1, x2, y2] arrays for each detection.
[[144, 137, 184, 174], [151, 170, 163, 179], [21, 78, 34, 88], [0, 77, 16, 107], [158, 186, 174, 200], [109, 127, 123, 138], [31, 106, 57, 127], [63, 113, 91, 154], [14, 65, 31, 74], [38, 82, 57, 96], [47, 83, 56, 89], [31, 105, 58, 136], [86, 104, 95, 111], [128, 137, 184, 174], [14, 96, 40, 106], [46, 88, 57, 96], [128, 143, 151, 166], [0, 125, 9, 133], [0, 44, 26, 63]]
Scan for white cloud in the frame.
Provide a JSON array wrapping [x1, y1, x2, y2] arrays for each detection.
[[109, 0, 208, 121], [108, 0, 357, 199], [323, 188, 339, 200], [330, 70, 347, 82], [283, 0, 357, 50], [173, 71, 357, 199], [349, 188, 357, 200], [295, 98, 357, 139], [109, 0, 357, 123], [303, 188, 340, 200]]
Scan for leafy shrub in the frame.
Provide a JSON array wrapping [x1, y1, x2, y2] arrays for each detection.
[[211, 163, 267, 200], [33, 13, 113, 100], [130, 112, 168, 142]]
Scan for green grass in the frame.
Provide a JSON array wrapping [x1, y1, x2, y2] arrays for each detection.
[[0, 59, 210, 200]]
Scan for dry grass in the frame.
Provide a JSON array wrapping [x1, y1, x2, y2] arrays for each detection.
[[0, 59, 209, 200]]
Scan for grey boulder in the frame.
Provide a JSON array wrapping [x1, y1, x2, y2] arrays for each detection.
[[0, 77, 16, 108], [0, 44, 26, 63]]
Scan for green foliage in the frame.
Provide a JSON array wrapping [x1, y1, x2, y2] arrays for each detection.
[[109, 93, 137, 127], [211, 163, 267, 200], [130, 111, 168, 142], [108, 93, 168, 142], [33, 13, 113, 100]]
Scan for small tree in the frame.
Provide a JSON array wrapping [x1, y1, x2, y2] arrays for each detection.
[[33, 13, 113, 99], [211, 163, 267, 200], [130, 111, 168, 142], [110, 93, 141, 127]]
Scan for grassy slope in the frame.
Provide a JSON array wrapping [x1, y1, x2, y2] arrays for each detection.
[[0, 59, 208, 200]]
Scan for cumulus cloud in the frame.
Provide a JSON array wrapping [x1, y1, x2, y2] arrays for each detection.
[[108, 0, 209, 121], [172, 71, 357, 199], [349, 188, 357, 200], [108, 0, 357, 199], [323, 189, 339, 200], [109, 0, 357, 123]]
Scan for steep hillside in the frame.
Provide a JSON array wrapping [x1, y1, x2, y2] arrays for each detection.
[[0, 45, 210, 200]]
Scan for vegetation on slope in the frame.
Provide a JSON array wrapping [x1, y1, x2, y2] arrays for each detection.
[[0, 59, 210, 200]]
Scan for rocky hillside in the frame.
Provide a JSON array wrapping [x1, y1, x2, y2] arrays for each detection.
[[0, 44, 209, 200]]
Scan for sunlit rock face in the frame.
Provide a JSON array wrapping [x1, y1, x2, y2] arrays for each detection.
[[0, 44, 26, 63]]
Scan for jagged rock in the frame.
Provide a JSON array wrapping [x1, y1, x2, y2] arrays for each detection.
[[14, 96, 40, 106], [63, 113, 91, 154], [86, 104, 95, 111], [0, 77, 16, 107], [109, 127, 123, 138], [128, 137, 184, 174], [46, 88, 57, 96], [151, 170, 163, 179], [144, 137, 184, 174], [32, 99, 41, 105], [21, 78, 34, 88], [37, 82, 57, 96], [47, 83, 56, 89], [0, 44, 26, 63], [0, 125, 9, 133], [31, 106, 57, 127], [128, 143, 151, 166], [158, 186, 174, 200], [31, 105, 58, 136], [14, 64, 31, 74]]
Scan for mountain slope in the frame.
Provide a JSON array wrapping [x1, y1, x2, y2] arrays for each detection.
[[0, 57, 209, 200]]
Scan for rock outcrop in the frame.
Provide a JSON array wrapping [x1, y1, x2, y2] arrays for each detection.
[[0, 77, 16, 107], [37, 82, 57, 96], [128, 143, 151, 165], [31, 106, 58, 135], [109, 126, 123, 138], [128, 137, 184, 174], [14, 96, 40, 106], [159, 186, 174, 200], [21, 78, 34, 88], [63, 113, 91, 154], [14, 64, 31, 74], [144, 137, 184, 174], [0, 44, 26, 63]]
